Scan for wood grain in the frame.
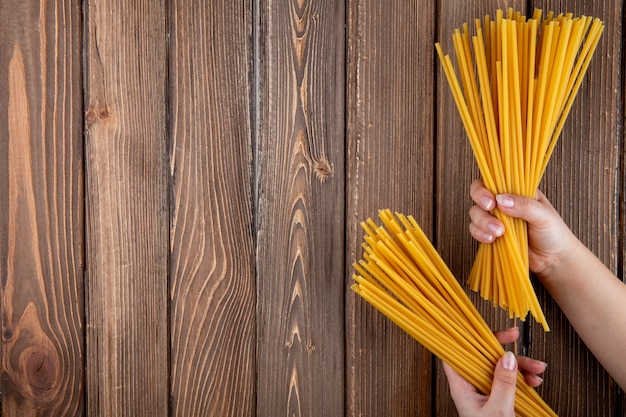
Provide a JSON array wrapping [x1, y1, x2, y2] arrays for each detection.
[[168, 1, 256, 416], [0, 0, 84, 415], [346, 0, 436, 416], [84, 1, 169, 415], [256, 0, 346, 415]]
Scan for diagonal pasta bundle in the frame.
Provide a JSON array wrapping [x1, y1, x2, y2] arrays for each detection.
[[435, 9, 603, 331], [352, 210, 558, 417]]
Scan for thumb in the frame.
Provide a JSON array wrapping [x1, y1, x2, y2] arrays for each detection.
[[486, 351, 518, 413], [495, 193, 553, 226]]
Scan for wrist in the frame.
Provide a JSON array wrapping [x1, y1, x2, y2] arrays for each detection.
[[535, 234, 585, 286]]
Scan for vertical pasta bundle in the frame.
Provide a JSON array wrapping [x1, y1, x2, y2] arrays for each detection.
[[435, 9, 603, 331], [351, 210, 557, 417]]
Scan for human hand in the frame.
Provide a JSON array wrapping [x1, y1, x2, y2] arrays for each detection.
[[444, 352, 517, 417], [492, 327, 546, 388], [468, 179, 577, 276], [443, 327, 547, 417]]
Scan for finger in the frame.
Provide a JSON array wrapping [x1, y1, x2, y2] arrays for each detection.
[[470, 179, 496, 210], [469, 206, 504, 243], [494, 327, 519, 345], [516, 355, 548, 375], [469, 221, 499, 243], [495, 193, 553, 226], [522, 371, 544, 388], [486, 352, 518, 413]]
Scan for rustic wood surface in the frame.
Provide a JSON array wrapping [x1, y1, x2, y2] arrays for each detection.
[[1, 0, 624, 416], [168, 1, 256, 416], [84, 0, 169, 415], [256, 0, 346, 415], [0, 0, 84, 415], [346, 0, 437, 415]]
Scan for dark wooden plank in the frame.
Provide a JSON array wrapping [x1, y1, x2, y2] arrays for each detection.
[[255, 0, 346, 415], [84, 1, 169, 415], [528, 1, 623, 416], [0, 0, 84, 415], [168, 1, 256, 416], [434, 2, 529, 414], [345, 1, 436, 416]]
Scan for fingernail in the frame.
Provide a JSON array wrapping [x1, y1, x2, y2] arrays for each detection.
[[503, 351, 517, 371], [496, 194, 515, 208], [481, 196, 495, 210], [487, 223, 504, 236]]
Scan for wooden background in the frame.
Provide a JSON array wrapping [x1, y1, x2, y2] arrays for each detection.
[[0, 0, 623, 416]]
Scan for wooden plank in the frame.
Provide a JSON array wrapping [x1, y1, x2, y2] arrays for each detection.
[[529, 1, 623, 416], [345, 1, 436, 415], [0, 0, 84, 415], [434, 2, 528, 414], [255, 0, 346, 415], [168, 1, 256, 416], [83, 1, 169, 415]]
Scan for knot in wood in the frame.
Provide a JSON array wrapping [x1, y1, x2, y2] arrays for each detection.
[[313, 158, 332, 183], [85, 105, 112, 126], [21, 346, 59, 394], [3, 328, 14, 342]]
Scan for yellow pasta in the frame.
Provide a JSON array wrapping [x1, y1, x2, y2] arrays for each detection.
[[352, 210, 558, 417], [435, 9, 603, 331]]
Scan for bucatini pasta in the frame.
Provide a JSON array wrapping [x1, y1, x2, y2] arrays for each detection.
[[435, 9, 603, 331], [352, 210, 558, 417]]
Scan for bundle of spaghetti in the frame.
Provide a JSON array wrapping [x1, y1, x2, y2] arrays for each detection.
[[352, 209, 558, 417], [435, 9, 603, 331]]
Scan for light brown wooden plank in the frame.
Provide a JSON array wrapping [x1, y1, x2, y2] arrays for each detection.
[[168, 1, 256, 416], [528, 2, 622, 416], [345, 1, 436, 415], [0, 0, 84, 415], [255, 0, 346, 415], [84, 1, 169, 415]]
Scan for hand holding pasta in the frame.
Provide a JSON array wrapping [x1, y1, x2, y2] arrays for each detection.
[[436, 8, 603, 330], [351, 210, 558, 416], [444, 327, 548, 417], [444, 353, 518, 417], [468, 178, 576, 276], [468, 179, 626, 391]]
